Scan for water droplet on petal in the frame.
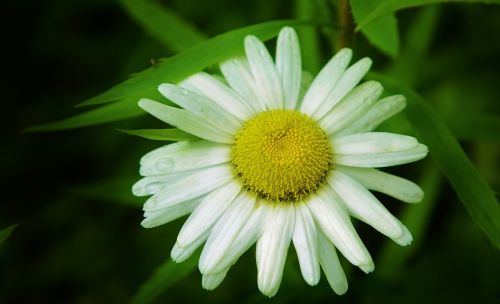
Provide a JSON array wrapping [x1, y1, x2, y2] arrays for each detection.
[[146, 182, 163, 193], [156, 158, 175, 171]]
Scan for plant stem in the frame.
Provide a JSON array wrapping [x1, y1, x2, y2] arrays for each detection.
[[337, 0, 353, 50]]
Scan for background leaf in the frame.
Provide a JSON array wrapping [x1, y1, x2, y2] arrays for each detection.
[[350, 0, 399, 57], [355, 0, 500, 30], [369, 72, 500, 248], [0, 224, 18, 246], [119, 0, 207, 52], [118, 128, 198, 141]]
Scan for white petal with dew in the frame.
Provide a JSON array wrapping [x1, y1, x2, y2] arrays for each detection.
[[292, 204, 320, 286], [307, 187, 374, 272], [328, 171, 413, 246], [317, 230, 348, 295], [334, 144, 428, 168], [141, 197, 202, 228], [337, 166, 424, 203], [312, 57, 373, 120], [202, 268, 229, 290], [220, 56, 264, 112], [276, 27, 301, 110], [199, 192, 256, 273], [177, 180, 241, 247], [320, 81, 383, 135], [300, 48, 352, 115], [139, 140, 231, 176], [296, 70, 314, 109], [332, 132, 419, 155], [159, 84, 242, 134], [204, 201, 268, 273], [256, 204, 295, 297], [133, 171, 197, 196], [180, 72, 253, 120], [143, 165, 232, 211], [245, 35, 284, 110], [334, 95, 406, 137], [138, 99, 233, 144], [171, 229, 210, 263]]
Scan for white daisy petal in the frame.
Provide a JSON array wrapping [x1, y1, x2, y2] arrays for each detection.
[[276, 27, 301, 110], [300, 48, 352, 116], [143, 165, 233, 212], [180, 72, 253, 120], [206, 201, 268, 273], [139, 140, 231, 176], [334, 143, 429, 168], [337, 166, 424, 203], [334, 95, 407, 137], [256, 204, 295, 297], [317, 231, 348, 295], [296, 70, 314, 109], [158, 83, 242, 134], [177, 181, 242, 247], [244, 35, 284, 109], [219, 56, 265, 112], [307, 187, 374, 273], [328, 171, 413, 246], [202, 268, 229, 290], [332, 132, 419, 155], [133, 171, 197, 196], [320, 81, 383, 135], [138, 99, 233, 144], [312, 57, 373, 120], [141, 197, 202, 228], [292, 204, 320, 286], [171, 229, 210, 263], [199, 192, 256, 273]]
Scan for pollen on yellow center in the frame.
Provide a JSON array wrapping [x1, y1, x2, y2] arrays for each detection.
[[231, 109, 332, 202]]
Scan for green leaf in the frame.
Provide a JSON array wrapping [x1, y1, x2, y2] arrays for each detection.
[[448, 113, 500, 143], [377, 163, 444, 277], [294, 0, 322, 73], [118, 128, 198, 141], [120, 0, 207, 52], [356, 0, 500, 31], [25, 98, 145, 132], [368, 72, 500, 248], [0, 224, 18, 245], [130, 256, 198, 304], [350, 0, 399, 57], [29, 20, 311, 132]]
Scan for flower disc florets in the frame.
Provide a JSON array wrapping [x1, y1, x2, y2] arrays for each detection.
[[232, 109, 331, 202]]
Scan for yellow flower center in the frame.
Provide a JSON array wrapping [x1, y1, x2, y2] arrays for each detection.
[[231, 110, 332, 202]]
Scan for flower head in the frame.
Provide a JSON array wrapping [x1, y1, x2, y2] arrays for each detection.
[[133, 27, 428, 297]]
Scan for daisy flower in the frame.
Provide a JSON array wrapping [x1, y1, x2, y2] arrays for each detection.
[[133, 27, 428, 297]]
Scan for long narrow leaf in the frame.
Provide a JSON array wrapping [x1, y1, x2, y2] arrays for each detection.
[[118, 128, 198, 141], [0, 224, 18, 245], [130, 257, 198, 304], [120, 0, 207, 52], [368, 72, 500, 248]]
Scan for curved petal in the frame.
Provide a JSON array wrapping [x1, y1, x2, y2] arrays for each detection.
[[220, 56, 265, 112], [180, 72, 253, 120], [328, 171, 413, 246], [300, 48, 352, 115], [334, 95, 406, 137], [202, 267, 229, 290], [143, 165, 233, 211], [245, 35, 283, 110], [307, 187, 374, 273], [319, 81, 383, 135], [139, 140, 231, 176], [199, 192, 256, 273], [256, 204, 295, 297], [312, 57, 372, 120], [139, 99, 233, 144], [171, 229, 210, 263], [292, 204, 320, 286], [177, 180, 241, 247], [159, 83, 242, 134], [332, 132, 420, 155], [276, 27, 301, 110], [141, 197, 202, 228], [133, 171, 198, 196], [317, 231, 348, 295], [336, 166, 424, 203]]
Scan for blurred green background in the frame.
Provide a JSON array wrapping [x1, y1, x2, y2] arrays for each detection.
[[1, 0, 499, 303]]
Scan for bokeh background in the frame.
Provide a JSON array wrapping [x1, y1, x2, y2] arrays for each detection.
[[1, 0, 499, 303]]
